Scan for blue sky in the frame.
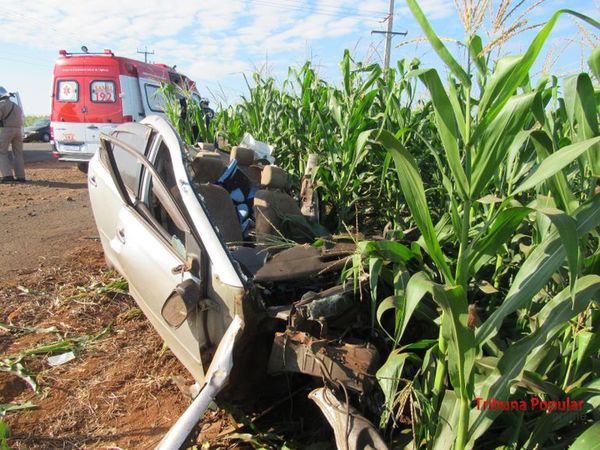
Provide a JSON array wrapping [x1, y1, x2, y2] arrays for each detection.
[[0, 0, 597, 115]]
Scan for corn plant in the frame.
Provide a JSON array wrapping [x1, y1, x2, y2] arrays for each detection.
[[365, 2, 600, 448], [199, 54, 439, 233], [160, 83, 216, 145]]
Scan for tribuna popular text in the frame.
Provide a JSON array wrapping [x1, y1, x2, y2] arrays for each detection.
[[474, 397, 584, 412]]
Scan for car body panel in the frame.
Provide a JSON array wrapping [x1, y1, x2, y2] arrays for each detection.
[[89, 116, 244, 382], [88, 150, 128, 275], [112, 204, 206, 377]]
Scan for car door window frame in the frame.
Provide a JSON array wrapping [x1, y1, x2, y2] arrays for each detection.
[[100, 133, 192, 256]]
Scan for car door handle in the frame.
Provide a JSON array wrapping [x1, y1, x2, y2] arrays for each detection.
[[117, 228, 126, 244], [89, 175, 97, 187], [87, 125, 98, 129]]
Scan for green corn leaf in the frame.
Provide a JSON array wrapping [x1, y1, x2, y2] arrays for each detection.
[[431, 283, 475, 400], [358, 64, 382, 95], [564, 73, 600, 176], [376, 350, 412, 427], [341, 49, 351, 99], [432, 389, 460, 450], [413, 68, 469, 199], [377, 296, 399, 342], [570, 422, 600, 450], [530, 130, 578, 214], [514, 136, 600, 194], [0, 359, 38, 393], [468, 207, 531, 276], [328, 94, 343, 130], [477, 10, 600, 128], [574, 331, 599, 376], [351, 129, 374, 177], [505, 130, 532, 190], [477, 55, 523, 124], [535, 207, 579, 294], [471, 91, 538, 198], [368, 256, 383, 330], [0, 401, 37, 414], [405, 0, 470, 87], [395, 272, 429, 344], [385, 274, 476, 409], [469, 35, 487, 79], [357, 240, 414, 264], [0, 418, 9, 450], [469, 275, 600, 445], [375, 129, 454, 283], [588, 46, 600, 81], [564, 74, 599, 137], [477, 195, 600, 346], [447, 79, 467, 141], [399, 339, 438, 352]]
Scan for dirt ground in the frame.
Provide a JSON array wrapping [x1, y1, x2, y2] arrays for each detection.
[[0, 161, 232, 449], [0, 161, 333, 450], [0, 161, 96, 281]]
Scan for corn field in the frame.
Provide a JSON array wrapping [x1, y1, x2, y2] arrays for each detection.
[[165, 2, 600, 448]]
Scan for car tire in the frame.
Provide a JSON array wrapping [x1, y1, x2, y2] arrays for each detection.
[[77, 162, 89, 174], [42, 133, 50, 142]]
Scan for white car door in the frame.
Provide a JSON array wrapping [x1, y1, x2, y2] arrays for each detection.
[[88, 123, 151, 274], [98, 130, 209, 381]]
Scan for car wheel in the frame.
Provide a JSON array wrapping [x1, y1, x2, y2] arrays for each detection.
[[42, 133, 50, 142], [77, 162, 89, 173]]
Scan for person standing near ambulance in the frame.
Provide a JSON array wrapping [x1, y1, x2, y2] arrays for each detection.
[[0, 86, 26, 183]]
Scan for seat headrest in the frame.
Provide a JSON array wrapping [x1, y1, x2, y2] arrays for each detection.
[[197, 142, 215, 151], [230, 146, 255, 166], [192, 153, 226, 184], [261, 165, 288, 189]]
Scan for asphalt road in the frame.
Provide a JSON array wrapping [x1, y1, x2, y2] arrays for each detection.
[[23, 142, 53, 163]]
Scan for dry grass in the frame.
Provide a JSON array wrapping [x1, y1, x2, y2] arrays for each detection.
[[0, 242, 192, 449]]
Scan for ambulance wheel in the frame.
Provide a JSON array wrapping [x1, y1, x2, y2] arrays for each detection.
[[42, 133, 50, 142], [77, 162, 89, 174]]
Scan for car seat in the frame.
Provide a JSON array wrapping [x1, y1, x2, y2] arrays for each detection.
[[253, 166, 318, 243], [191, 153, 243, 244]]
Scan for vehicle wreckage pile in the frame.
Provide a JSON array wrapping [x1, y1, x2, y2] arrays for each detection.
[[89, 114, 397, 448], [184, 141, 392, 450]]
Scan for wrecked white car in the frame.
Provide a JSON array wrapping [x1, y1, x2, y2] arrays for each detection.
[[88, 116, 387, 449]]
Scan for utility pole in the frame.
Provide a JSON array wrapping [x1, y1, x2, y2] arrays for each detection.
[[383, 0, 395, 73], [137, 46, 154, 63], [371, 0, 407, 73]]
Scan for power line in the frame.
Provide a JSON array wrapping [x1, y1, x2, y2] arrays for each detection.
[[1, 54, 49, 69], [1, 7, 84, 44], [247, 0, 387, 21], [255, 0, 389, 18]]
